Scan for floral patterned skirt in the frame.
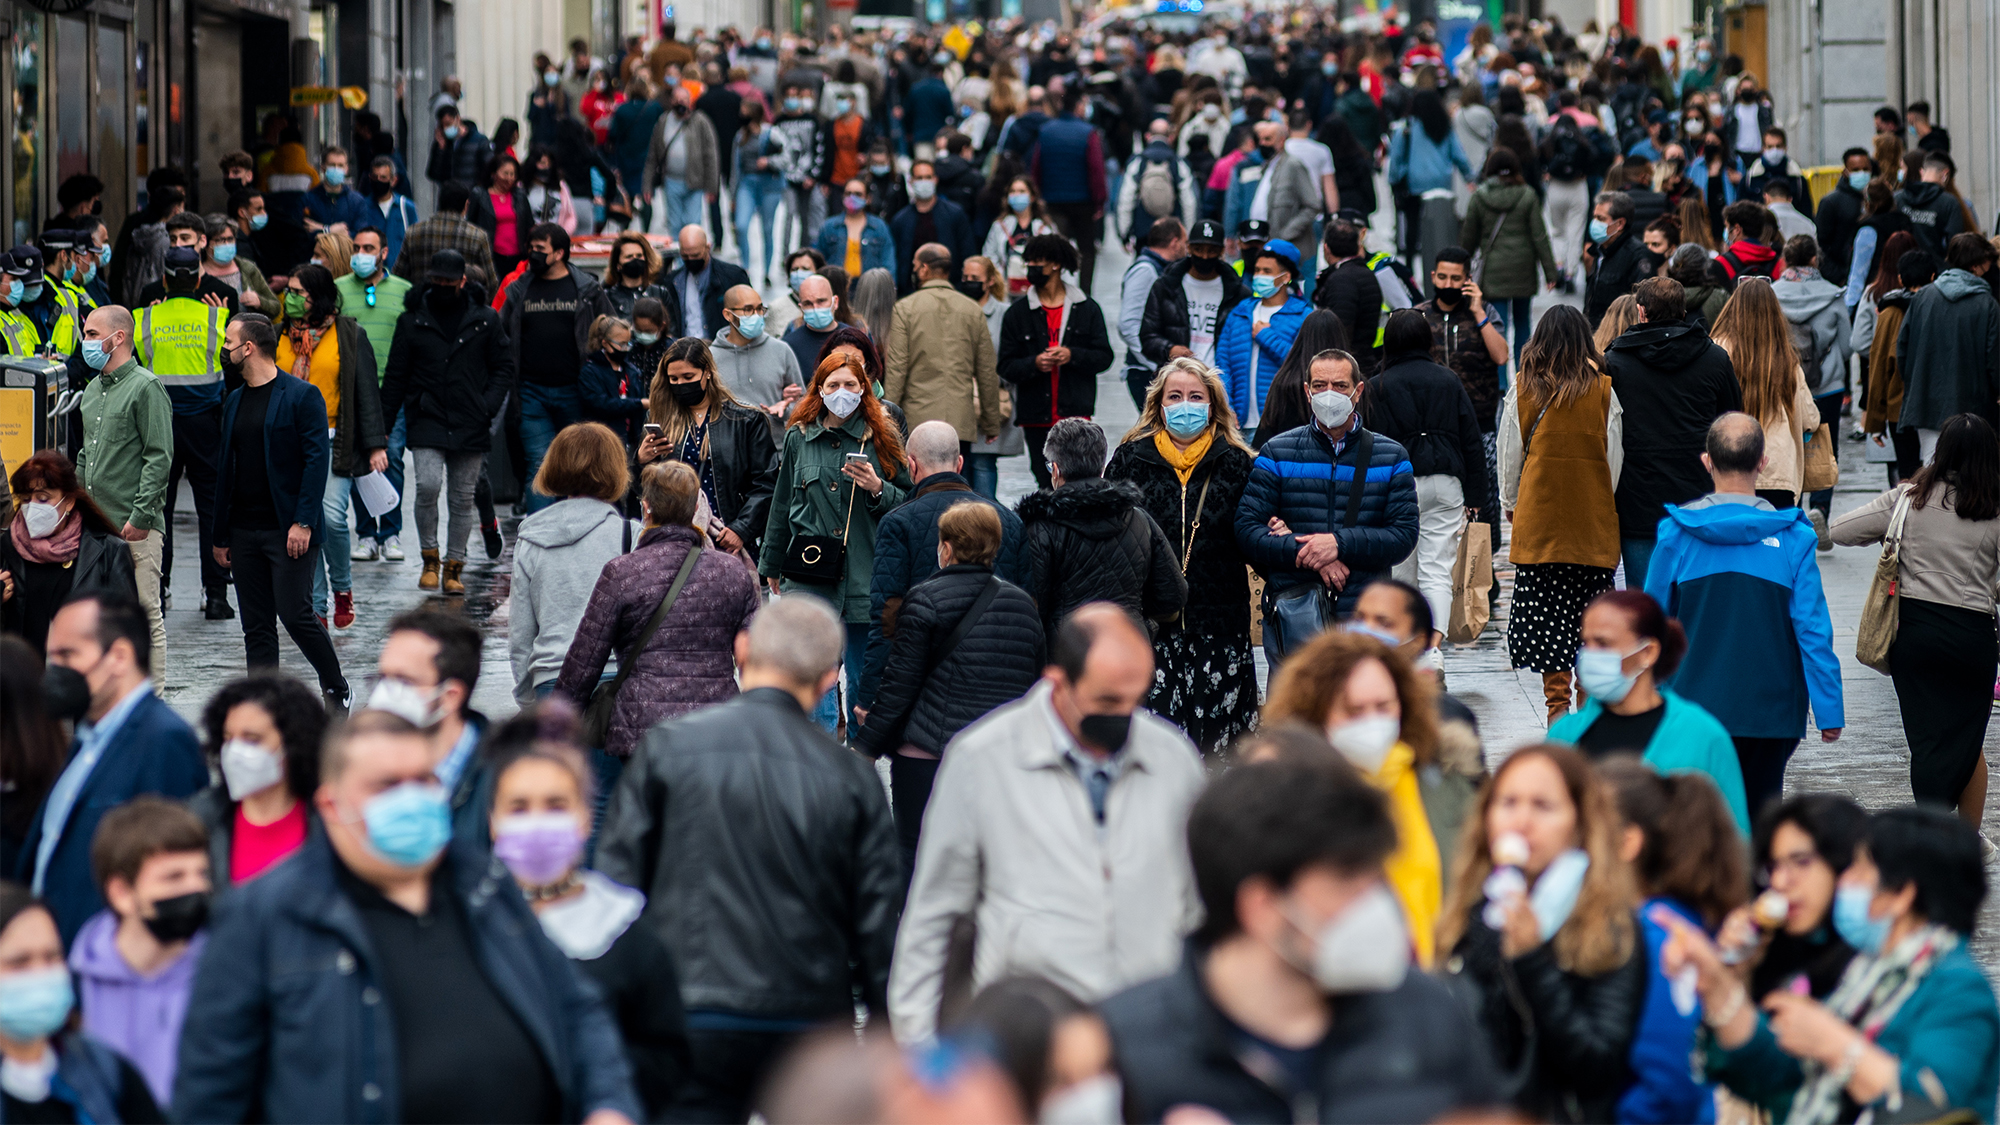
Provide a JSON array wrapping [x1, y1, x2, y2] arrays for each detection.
[[1151, 623, 1261, 755]]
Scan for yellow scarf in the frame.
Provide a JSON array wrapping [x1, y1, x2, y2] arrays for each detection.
[[1368, 742, 1444, 967], [1152, 428, 1213, 486]]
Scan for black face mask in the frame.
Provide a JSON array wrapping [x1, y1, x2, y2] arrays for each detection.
[[1256, 144, 1278, 161], [1078, 712, 1133, 753], [220, 344, 246, 383], [683, 255, 708, 273], [426, 286, 467, 317], [528, 250, 551, 273], [1434, 285, 1464, 306], [668, 380, 707, 406], [619, 258, 649, 280], [42, 663, 91, 723], [1024, 265, 1051, 288], [955, 279, 987, 301], [372, 178, 396, 197], [142, 892, 210, 944], [1186, 255, 1222, 279]]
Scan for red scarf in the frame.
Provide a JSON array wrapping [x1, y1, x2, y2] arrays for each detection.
[[10, 509, 83, 565]]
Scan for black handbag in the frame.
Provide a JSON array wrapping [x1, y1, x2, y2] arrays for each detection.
[[780, 441, 865, 585], [582, 544, 703, 748], [1264, 429, 1374, 659]]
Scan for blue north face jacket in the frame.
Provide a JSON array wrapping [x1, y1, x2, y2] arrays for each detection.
[[1643, 496, 1844, 739], [1235, 422, 1418, 613]]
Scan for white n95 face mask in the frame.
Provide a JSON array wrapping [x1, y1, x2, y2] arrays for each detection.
[[1327, 714, 1400, 774], [220, 739, 286, 801], [1298, 884, 1411, 994], [1310, 389, 1354, 431]]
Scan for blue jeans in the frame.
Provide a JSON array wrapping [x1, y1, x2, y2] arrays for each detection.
[[967, 452, 1000, 499], [519, 383, 584, 515], [811, 623, 872, 734], [1621, 536, 1657, 592], [663, 177, 707, 243], [354, 409, 406, 542], [1491, 296, 1535, 389], [735, 173, 785, 278], [313, 461, 352, 616]]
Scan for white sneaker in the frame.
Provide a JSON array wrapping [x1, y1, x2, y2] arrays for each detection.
[[351, 539, 380, 562], [382, 535, 406, 561]]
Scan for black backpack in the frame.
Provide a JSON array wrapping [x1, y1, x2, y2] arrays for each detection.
[[1545, 116, 1590, 181]]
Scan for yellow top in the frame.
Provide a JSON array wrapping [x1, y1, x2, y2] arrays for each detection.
[[277, 326, 341, 425], [1151, 427, 1213, 486], [844, 233, 864, 278], [1369, 741, 1444, 967]]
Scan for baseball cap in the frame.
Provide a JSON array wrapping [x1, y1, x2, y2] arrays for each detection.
[[163, 245, 202, 273], [7, 245, 43, 275], [1235, 219, 1270, 242], [0, 253, 23, 278], [1188, 219, 1225, 247], [37, 226, 79, 254], [1259, 238, 1303, 274], [427, 248, 468, 282]]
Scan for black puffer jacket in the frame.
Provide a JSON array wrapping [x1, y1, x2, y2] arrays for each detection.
[[1603, 318, 1744, 539], [1138, 257, 1250, 367], [595, 687, 902, 1019], [379, 284, 517, 453], [1364, 351, 1492, 508], [1016, 477, 1188, 634], [997, 288, 1117, 426], [1444, 909, 1648, 1125], [1104, 436, 1252, 631], [854, 564, 1044, 757], [588, 281, 683, 340]]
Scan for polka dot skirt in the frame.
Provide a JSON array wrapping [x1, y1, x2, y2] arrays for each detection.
[[1508, 562, 1616, 674]]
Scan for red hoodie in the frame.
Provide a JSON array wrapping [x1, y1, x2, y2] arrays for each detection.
[[1716, 239, 1779, 282]]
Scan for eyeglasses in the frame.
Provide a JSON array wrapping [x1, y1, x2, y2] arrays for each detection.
[[729, 304, 768, 316]]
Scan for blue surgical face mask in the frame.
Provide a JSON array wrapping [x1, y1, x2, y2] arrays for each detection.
[[444, 124, 462, 140], [1575, 642, 1651, 705], [784, 97, 803, 113], [1344, 621, 1406, 647], [1249, 275, 1280, 299], [97, 242, 113, 265], [250, 212, 269, 231], [21, 282, 42, 304], [80, 337, 114, 369], [803, 306, 835, 330], [1163, 400, 1209, 438], [349, 252, 378, 277], [733, 312, 765, 339], [1008, 191, 1032, 213], [0, 967, 75, 1042], [1588, 218, 1610, 243], [1763, 148, 1785, 166], [544, 70, 560, 87], [1322, 59, 1339, 76], [2, 280, 20, 305], [211, 242, 239, 265], [324, 166, 348, 187], [833, 97, 854, 116], [789, 268, 813, 291], [361, 781, 453, 867], [1833, 883, 1893, 954], [1848, 171, 1871, 191], [633, 330, 660, 346]]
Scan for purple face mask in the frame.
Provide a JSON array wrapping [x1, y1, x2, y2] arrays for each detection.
[[492, 812, 584, 886]]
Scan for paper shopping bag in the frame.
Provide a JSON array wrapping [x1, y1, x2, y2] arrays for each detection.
[[1446, 518, 1493, 645]]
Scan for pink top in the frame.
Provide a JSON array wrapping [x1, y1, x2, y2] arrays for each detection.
[[491, 190, 519, 256], [231, 801, 308, 883]]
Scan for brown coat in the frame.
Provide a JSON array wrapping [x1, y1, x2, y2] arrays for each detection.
[[1863, 299, 1910, 432], [882, 279, 1003, 443], [1506, 375, 1622, 568]]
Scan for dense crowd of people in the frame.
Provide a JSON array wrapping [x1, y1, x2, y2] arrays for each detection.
[[3, 6, 2000, 1124]]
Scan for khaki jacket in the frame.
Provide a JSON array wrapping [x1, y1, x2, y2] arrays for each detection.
[[1754, 365, 1818, 500], [1831, 483, 2000, 615], [889, 681, 1204, 1043], [883, 279, 1002, 443]]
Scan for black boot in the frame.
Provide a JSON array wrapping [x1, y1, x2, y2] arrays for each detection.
[[483, 519, 505, 560], [322, 684, 351, 719], [202, 589, 235, 620]]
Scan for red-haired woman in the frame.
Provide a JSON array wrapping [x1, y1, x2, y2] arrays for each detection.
[[0, 450, 139, 652], [758, 351, 912, 732]]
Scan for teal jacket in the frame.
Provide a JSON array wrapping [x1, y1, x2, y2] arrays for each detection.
[[1548, 688, 1750, 833], [1705, 942, 2000, 1123]]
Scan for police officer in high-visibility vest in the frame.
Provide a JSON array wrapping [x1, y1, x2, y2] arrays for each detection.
[[136, 245, 235, 619], [19, 227, 95, 356], [0, 252, 42, 357]]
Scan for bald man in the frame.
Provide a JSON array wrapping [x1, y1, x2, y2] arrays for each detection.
[[889, 602, 1204, 1044], [666, 222, 749, 344], [76, 305, 175, 684], [712, 281, 802, 415], [782, 273, 840, 378], [882, 243, 1000, 457], [1641, 411, 1843, 819]]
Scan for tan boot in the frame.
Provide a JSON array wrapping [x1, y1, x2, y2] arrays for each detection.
[[441, 559, 466, 596], [1543, 671, 1574, 726], [419, 550, 440, 590]]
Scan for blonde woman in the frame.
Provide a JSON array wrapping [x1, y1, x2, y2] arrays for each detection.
[[311, 230, 354, 280], [1499, 305, 1623, 723], [1436, 743, 1644, 1123], [637, 336, 779, 558], [1105, 357, 1258, 752], [1592, 293, 1639, 352], [1710, 278, 1813, 508]]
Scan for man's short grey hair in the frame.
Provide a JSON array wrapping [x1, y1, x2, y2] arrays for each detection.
[[1595, 191, 1635, 224], [1045, 418, 1108, 481], [745, 596, 844, 685], [906, 420, 961, 471]]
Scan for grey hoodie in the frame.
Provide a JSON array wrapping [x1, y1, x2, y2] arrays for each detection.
[[1772, 269, 1853, 398], [710, 325, 803, 410], [508, 497, 645, 702]]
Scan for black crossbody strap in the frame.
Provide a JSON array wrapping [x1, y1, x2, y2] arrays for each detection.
[[932, 576, 1002, 667], [1341, 429, 1376, 530], [607, 545, 703, 695]]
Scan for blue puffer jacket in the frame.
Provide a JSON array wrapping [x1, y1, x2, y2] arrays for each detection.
[[1234, 422, 1418, 612], [1644, 496, 1844, 739], [1216, 293, 1311, 421], [173, 828, 641, 1125]]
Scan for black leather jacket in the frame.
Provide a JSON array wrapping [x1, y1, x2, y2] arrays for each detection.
[[594, 687, 902, 1019]]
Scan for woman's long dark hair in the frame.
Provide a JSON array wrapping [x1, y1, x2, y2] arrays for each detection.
[[1865, 231, 1919, 304], [289, 263, 341, 326], [1411, 90, 1451, 143], [1907, 413, 2000, 522], [1, 635, 67, 816], [1252, 309, 1349, 447], [524, 144, 562, 186], [1519, 304, 1604, 411]]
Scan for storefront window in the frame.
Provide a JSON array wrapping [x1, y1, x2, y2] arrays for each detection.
[[10, 11, 44, 244], [97, 23, 131, 219], [55, 15, 88, 186]]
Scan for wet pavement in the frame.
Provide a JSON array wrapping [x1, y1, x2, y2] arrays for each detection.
[[150, 223, 2000, 972]]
